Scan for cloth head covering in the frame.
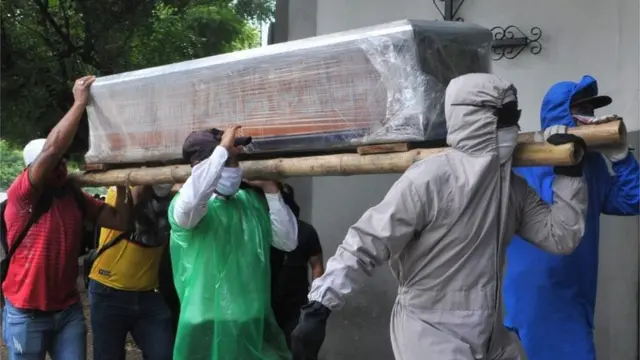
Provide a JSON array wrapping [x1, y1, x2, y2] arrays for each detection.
[[182, 128, 252, 164], [23, 138, 47, 166]]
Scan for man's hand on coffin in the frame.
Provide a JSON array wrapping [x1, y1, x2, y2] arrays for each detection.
[[73, 75, 96, 106], [243, 179, 279, 194], [220, 125, 243, 154]]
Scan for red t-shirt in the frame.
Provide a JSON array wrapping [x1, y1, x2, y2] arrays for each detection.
[[2, 170, 104, 311]]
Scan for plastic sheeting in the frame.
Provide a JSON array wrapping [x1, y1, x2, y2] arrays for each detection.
[[168, 189, 290, 360], [85, 20, 492, 165]]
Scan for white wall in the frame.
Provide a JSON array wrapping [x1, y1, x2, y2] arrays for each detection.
[[278, 0, 640, 358], [316, 0, 640, 133]]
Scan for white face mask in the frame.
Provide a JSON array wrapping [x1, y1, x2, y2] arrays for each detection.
[[216, 167, 243, 196], [496, 126, 519, 164], [152, 184, 173, 197]]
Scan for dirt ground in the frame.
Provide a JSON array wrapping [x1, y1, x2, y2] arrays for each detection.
[[1, 276, 143, 360]]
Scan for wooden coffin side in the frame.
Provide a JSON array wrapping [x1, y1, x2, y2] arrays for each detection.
[[86, 47, 394, 164]]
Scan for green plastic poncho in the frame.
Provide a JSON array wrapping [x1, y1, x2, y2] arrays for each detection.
[[168, 189, 291, 360]]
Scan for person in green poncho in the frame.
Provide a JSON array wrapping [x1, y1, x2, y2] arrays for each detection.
[[168, 125, 298, 360]]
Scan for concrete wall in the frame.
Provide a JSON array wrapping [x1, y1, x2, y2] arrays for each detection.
[[274, 0, 640, 358]]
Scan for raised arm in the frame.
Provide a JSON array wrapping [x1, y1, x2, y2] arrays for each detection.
[[244, 180, 299, 252], [172, 125, 241, 229], [94, 186, 134, 231], [516, 132, 588, 254], [172, 146, 227, 229], [29, 76, 95, 190], [516, 176, 587, 254]]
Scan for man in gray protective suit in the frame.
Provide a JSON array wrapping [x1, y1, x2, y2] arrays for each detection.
[[291, 73, 590, 360]]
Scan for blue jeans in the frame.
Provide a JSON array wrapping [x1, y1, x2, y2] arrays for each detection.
[[2, 299, 87, 360], [88, 280, 173, 360]]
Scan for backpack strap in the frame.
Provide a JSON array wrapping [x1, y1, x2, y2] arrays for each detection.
[[1, 201, 9, 256], [4, 199, 49, 269], [68, 184, 88, 215], [95, 231, 130, 258], [83, 231, 129, 290]]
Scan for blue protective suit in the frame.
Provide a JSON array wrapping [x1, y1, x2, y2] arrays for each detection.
[[503, 75, 640, 360]]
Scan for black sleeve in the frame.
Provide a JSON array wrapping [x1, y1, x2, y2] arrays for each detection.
[[306, 224, 322, 257]]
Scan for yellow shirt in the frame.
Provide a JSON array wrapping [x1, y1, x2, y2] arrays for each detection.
[[88, 187, 165, 291]]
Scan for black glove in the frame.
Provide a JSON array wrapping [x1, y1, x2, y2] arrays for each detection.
[[546, 133, 587, 177], [291, 301, 331, 360]]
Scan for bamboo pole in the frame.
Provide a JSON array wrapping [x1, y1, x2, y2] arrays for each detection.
[[518, 118, 624, 146], [70, 142, 581, 187]]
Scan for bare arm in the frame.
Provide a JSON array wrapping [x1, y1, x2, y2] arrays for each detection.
[[307, 223, 324, 279], [131, 185, 150, 205], [29, 76, 96, 189], [309, 254, 324, 280], [95, 186, 133, 232]]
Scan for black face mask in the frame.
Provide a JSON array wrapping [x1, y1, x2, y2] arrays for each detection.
[[496, 101, 521, 129], [450, 101, 521, 129], [570, 103, 595, 117]]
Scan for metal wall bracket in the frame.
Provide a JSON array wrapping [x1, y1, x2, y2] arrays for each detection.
[[432, 1, 543, 61], [433, 0, 466, 21], [490, 26, 542, 60]]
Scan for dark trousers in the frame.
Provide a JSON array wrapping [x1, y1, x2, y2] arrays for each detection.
[[88, 280, 173, 360], [158, 245, 180, 338], [273, 297, 306, 349]]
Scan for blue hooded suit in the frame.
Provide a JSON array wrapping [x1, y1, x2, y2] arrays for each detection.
[[503, 75, 640, 360]]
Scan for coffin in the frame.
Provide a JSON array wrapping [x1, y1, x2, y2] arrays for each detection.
[[85, 20, 493, 165]]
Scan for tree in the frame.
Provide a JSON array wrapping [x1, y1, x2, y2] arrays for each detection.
[[1, 0, 270, 152], [0, 140, 106, 195], [0, 140, 25, 191]]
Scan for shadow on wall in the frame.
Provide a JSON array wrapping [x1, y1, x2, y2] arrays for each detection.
[[311, 174, 400, 360]]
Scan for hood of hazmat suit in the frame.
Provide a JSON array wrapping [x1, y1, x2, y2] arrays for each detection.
[[307, 73, 588, 360], [503, 75, 640, 360], [168, 189, 290, 360]]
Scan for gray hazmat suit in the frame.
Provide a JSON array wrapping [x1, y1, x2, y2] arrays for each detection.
[[307, 73, 588, 360]]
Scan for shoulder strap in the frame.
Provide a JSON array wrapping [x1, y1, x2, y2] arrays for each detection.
[[0, 201, 9, 255], [7, 201, 48, 259], [95, 231, 130, 258], [68, 184, 87, 215]]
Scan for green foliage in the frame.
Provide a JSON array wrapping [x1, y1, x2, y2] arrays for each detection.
[[0, 140, 106, 194], [0, 140, 25, 191], [1, 0, 272, 149], [1, 0, 271, 190], [129, 3, 261, 68]]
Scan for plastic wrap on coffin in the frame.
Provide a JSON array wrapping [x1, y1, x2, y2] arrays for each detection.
[[85, 19, 493, 165]]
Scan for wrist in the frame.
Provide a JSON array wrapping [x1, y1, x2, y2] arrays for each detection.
[[262, 183, 279, 194], [71, 100, 88, 111], [611, 149, 630, 163], [553, 165, 583, 178]]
